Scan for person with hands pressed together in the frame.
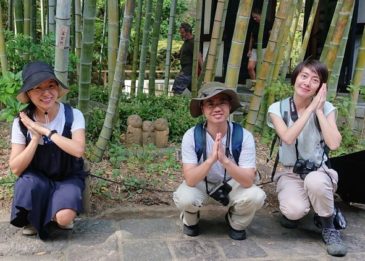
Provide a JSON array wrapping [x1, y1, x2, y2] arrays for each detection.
[[267, 59, 347, 257], [9, 61, 87, 239], [173, 82, 266, 240]]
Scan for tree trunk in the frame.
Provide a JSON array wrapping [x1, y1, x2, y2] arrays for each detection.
[[298, 0, 319, 62], [245, 0, 292, 132], [258, 1, 296, 131], [48, 0, 56, 34], [54, 0, 71, 94], [256, 0, 269, 75], [204, 0, 225, 82], [98, 1, 107, 88], [78, 0, 97, 119], [40, 0, 45, 39], [7, 0, 13, 31], [271, 1, 296, 83], [31, 0, 36, 41], [108, 0, 119, 88], [324, 0, 354, 79], [14, 0, 23, 34], [212, 0, 229, 79], [191, 0, 203, 97], [24, 0, 30, 36], [131, 0, 143, 96], [280, 0, 302, 81], [74, 0, 82, 77], [137, 0, 152, 95], [163, 0, 176, 95], [320, 0, 343, 62], [225, 0, 253, 89], [148, 0, 164, 96], [348, 28, 365, 129], [93, 0, 135, 162], [327, 1, 354, 98], [0, 2, 8, 74]]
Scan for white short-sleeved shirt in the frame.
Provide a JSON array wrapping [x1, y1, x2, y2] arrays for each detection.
[[267, 99, 336, 166], [181, 122, 256, 184], [11, 103, 85, 145]]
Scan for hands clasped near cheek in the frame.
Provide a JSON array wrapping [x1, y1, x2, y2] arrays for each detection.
[[19, 112, 44, 139]]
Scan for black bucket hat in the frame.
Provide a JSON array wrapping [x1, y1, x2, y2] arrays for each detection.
[[189, 82, 241, 117], [17, 61, 69, 103]]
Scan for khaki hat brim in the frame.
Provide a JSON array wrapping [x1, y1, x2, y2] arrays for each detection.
[[190, 88, 241, 117]]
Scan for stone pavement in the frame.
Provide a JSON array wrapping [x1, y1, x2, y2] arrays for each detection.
[[0, 202, 365, 261]]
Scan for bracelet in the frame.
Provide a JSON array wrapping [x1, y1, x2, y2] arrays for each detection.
[[48, 130, 57, 139]]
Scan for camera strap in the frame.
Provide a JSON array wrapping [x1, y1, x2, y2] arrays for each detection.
[[289, 97, 301, 161], [203, 121, 231, 195]]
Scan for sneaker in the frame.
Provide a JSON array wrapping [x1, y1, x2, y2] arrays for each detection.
[[183, 224, 200, 237], [322, 228, 347, 257], [22, 225, 37, 236], [180, 212, 200, 237], [225, 214, 246, 240], [58, 221, 74, 230], [280, 215, 299, 229]]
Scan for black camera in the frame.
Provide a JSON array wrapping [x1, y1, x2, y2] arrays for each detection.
[[209, 182, 232, 206], [293, 159, 318, 178]]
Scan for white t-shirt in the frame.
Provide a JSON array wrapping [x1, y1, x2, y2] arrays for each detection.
[[267, 99, 336, 166], [181, 122, 256, 184], [11, 103, 85, 145]]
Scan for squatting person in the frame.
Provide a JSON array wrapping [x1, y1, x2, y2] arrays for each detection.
[[267, 59, 347, 257], [173, 81, 266, 240], [9, 61, 87, 239]]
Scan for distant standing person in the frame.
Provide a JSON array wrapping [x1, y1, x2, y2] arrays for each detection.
[[247, 7, 272, 81], [172, 23, 202, 96]]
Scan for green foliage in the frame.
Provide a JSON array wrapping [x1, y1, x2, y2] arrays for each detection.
[[4, 31, 78, 81], [331, 90, 365, 156], [82, 93, 201, 144], [160, 0, 190, 40], [0, 72, 27, 122], [267, 80, 293, 101], [86, 106, 106, 142], [5, 31, 55, 72], [107, 142, 180, 194]]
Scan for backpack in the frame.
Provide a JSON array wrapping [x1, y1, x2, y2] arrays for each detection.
[[194, 122, 243, 164], [269, 97, 327, 180], [20, 103, 74, 140]]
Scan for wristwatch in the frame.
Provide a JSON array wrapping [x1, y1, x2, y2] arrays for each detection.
[[48, 130, 57, 139]]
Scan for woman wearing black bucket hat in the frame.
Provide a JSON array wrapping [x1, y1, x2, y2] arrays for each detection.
[[9, 61, 87, 239]]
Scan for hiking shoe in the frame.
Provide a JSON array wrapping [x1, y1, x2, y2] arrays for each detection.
[[225, 214, 246, 240], [322, 228, 347, 257], [280, 215, 299, 229], [183, 224, 200, 237], [22, 225, 37, 236]]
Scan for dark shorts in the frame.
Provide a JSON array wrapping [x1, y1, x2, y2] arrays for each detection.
[[172, 72, 192, 94]]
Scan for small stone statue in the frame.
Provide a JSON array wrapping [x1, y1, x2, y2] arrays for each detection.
[[126, 115, 142, 146], [154, 118, 169, 148], [142, 120, 155, 146]]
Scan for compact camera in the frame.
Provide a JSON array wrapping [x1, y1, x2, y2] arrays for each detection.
[[209, 182, 232, 206], [293, 159, 318, 178]]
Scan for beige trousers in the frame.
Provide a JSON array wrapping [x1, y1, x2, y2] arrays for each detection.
[[173, 179, 266, 230], [275, 165, 338, 220]]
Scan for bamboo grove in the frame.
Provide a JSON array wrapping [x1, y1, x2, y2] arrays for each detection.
[[0, 0, 364, 161]]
